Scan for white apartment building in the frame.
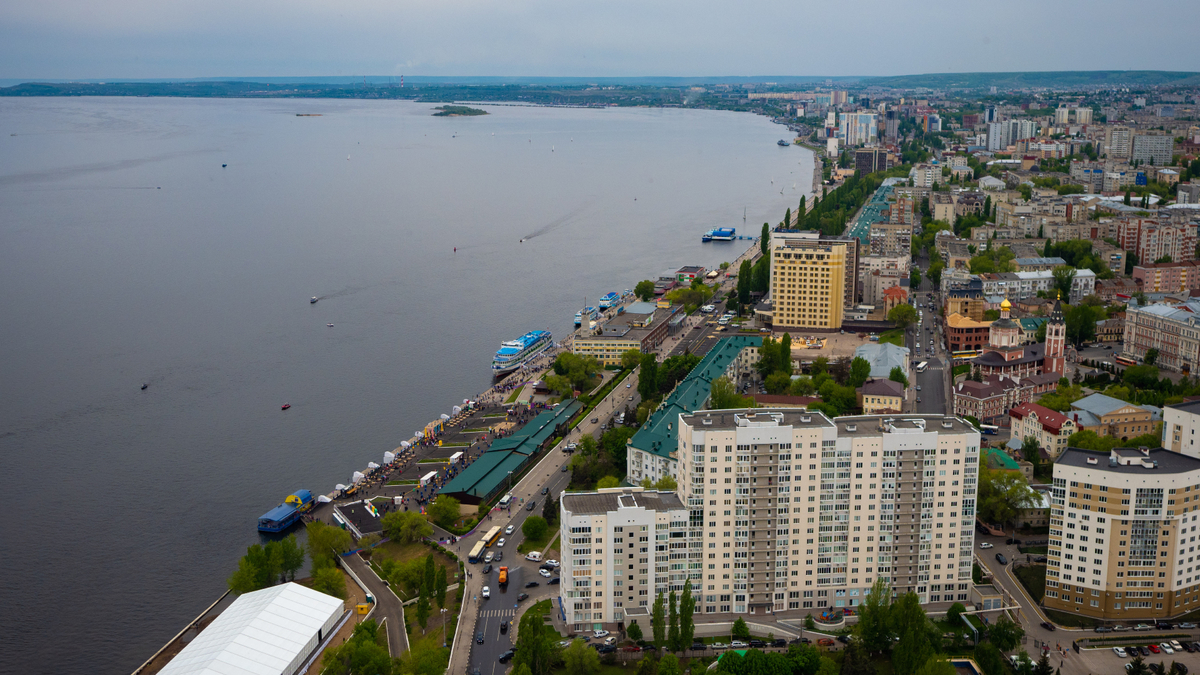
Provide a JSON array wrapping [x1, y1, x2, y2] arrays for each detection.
[[570, 411, 982, 632], [1045, 447, 1200, 621], [558, 489, 688, 630], [978, 269, 1097, 305], [1163, 401, 1200, 457], [842, 112, 878, 147], [1133, 134, 1175, 166], [910, 164, 941, 188]]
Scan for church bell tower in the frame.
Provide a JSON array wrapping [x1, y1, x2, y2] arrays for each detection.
[[1044, 294, 1066, 375]]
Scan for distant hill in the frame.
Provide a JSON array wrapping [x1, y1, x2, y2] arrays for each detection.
[[860, 70, 1200, 89]]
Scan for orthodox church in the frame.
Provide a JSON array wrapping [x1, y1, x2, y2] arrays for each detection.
[[971, 296, 1066, 379]]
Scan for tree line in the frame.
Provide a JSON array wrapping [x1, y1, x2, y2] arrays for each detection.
[[227, 521, 352, 600]]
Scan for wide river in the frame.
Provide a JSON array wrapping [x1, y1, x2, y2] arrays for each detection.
[[0, 97, 812, 673]]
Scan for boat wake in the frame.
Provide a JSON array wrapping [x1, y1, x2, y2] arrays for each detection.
[[313, 283, 372, 302], [521, 202, 592, 241]]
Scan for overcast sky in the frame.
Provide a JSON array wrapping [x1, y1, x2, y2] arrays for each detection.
[[1, 0, 1196, 80]]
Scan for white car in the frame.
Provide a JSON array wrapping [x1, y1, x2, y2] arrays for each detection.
[[711, 642, 729, 650], [505, 525, 515, 535], [545, 559, 561, 568], [482, 586, 491, 598], [539, 568, 553, 578], [485, 551, 495, 562], [497, 538, 506, 547], [1171, 640, 1183, 651], [1113, 647, 1127, 658], [979, 542, 994, 549], [594, 630, 610, 638], [731, 641, 748, 648], [1160, 643, 1174, 654]]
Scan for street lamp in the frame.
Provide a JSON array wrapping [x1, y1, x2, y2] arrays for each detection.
[[441, 608, 448, 647]]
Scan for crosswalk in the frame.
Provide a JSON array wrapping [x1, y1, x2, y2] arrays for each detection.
[[478, 609, 517, 618]]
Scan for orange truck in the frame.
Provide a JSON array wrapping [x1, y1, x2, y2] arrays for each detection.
[[498, 566, 508, 587]]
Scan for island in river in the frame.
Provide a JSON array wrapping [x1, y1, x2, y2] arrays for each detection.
[[432, 105, 488, 116]]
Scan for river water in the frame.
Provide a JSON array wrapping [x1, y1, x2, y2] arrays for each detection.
[[0, 97, 812, 673]]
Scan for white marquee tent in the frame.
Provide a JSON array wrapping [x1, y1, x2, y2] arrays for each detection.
[[158, 582, 344, 675]]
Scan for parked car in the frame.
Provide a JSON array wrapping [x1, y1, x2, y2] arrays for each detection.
[[604, 637, 617, 646], [548, 577, 560, 585], [836, 635, 850, 644], [539, 568, 552, 578], [790, 637, 812, 645], [692, 643, 708, 651], [773, 639, 788, 648], [1157, 623, 1175, 630], [1134, 624, 1153, 631], [817, 638, 835, 646], [1180, 622, 1197, 629], [711, 642, 729, 650], [1148, 644, 1160, 654], [1041, 622, 1056, 632], [1113, 625, 1129, 631], [749, 639, 766, 648], [525, 581, 539, 588], [545, 560, 561, 567], [517, 593, 529, 601], [731, 641, 748, 648], [598, 646, 616, 654], [594, 630, 611, 639], [1095, 626, 1113, 633], [1161, 643, 1175, 655], [1150, 663, 1166, 674], [1137, 646, 1150, 656], [482, 564, 493, 574], [1113, 647, 1127, 658], [505, 525, 515, 535], [482, 586, 490, 598], [979, 542, 994, 549], [995, 553, 1008, 565]]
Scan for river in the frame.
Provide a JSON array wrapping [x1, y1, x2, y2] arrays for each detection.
[[0, 96, 812, 674]]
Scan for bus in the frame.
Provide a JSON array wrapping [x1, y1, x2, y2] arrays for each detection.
[[483, 526, 503, 547], [468, 541, 487, 564], [916, 361, 928, 373], [951, 350, 982, 361], [979, 424, 999, 435], [1115, 355, 1138, 367]]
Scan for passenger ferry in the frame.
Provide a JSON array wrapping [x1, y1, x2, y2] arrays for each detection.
[[598, 292, 619, 309], [491, 330, 553, 376], [257, 489, 315, 532], [573, 306, 597, 327], [702, 227, 736, 242]]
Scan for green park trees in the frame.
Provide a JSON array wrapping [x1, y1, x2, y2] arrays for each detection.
[[522, 515, 549, 542], [978, 467, 1039, 527], [635, 280, 656, 302], [512, 605, 560, 675], [382, 510, 434, 543], [889, 366, 909, 389], [563, 639, 601, 675], [888, 303, 918, 330], [710, 376, 755, 409], [848, 356, 872, 388], [425, 495, 460, 530]]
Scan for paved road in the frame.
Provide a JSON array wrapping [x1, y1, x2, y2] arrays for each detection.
[[343, 553, 409, 655], [904, 275, 951, 415]]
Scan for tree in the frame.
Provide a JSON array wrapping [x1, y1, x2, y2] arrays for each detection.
[[710, 376, 755, 409], [732, 617, 750, 640], [228, 553, 268, 594], [307, 520, 353, 569], [416, 579, 431, 630], [765, 371, 793, 395], [738, 260, 752, 308], [841, 640, 878, 675], [788, 643, 821, 675], [635, 280, 656, 302], [659, 654, 683, 675], [1126, 657, 1150, 675], [1145, 348, 1159, 366], [780, 333, 793, 376], [272, 534, 306, 582], [563, 639, 602, 675], [426, 494, 461, 529], [628, 621, 644, 642], [913, 658, 956, 675], [888, 303, 918, 330], [435, 565, 448, 609], [977, 468, 1039, 527], [761, 222, 770, 255], [320, 619, 392, 675], [973, 642, 1006, 675], [856, 578, 893, 655], [639, 353, 659, 402], [987, 615, 1025, 652], [423, 553, 436, 599], [513, 607, 559, 675], [312, 566, 348, 599], [597, 476, 620, 489], [621, 349, 643, 370], [848, 357, 872, 388], [1032, 653, 1054, 675], [667, 590, 680, 651], [679, 585, 695, 650], [652, 592, 666, 649], [1051, 266, 1076, 301], [890, 592, 933, 675], [382, 511, 434, 544], [1020, 436, 1042, 474], [889, 366, 909, 389], [522, 515, 549, 542], [945, 602, 966, 627]]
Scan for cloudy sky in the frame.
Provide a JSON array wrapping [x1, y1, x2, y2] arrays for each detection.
[[1, 0, 1196, 79]]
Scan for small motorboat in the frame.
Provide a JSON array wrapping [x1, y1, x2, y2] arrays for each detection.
[[281, 403, 291, 410], [326, 323, 334, 328], [310, 297, 318, 304], [141, 383, 148, 390], [222, 164, 227, 168]]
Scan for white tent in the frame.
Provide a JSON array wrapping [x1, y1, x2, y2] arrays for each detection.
[[157, 582, 344, 675], [400, 441, 411, 448], [452, 405, 462, 414], [414, 431, 423, 438], [334, 484, 348, 491], [383, 451, 395, 464], [367, 462, 380, 469], [317, 495, 332, 503], [352, 471, 365, 484], [440, 413, 450, 420]]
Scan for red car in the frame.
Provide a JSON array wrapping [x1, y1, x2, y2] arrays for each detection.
[[818, 638, 835, 646], [1149, 645, 1161, 653]]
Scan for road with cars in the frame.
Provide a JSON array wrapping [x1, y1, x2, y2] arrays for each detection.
[[908, 275, 951, 415]]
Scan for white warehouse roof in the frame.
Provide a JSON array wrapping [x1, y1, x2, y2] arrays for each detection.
[[159, 582, 345, 675]]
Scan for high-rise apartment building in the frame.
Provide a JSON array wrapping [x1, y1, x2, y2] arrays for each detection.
[[855, 147, 894, 176], [770, 231, 856, 331], [987, 122, 1010, 152], [563, 411, 981, 631], [1163, 400, 1200, 457], [1133, 133, 1175, 166], [885, 111, 899, 141], [1108, 126, 1133, 160], [1044, 447, 1200, 621], [842, 112, 878, 147], [1117, 217, 1198, 269]]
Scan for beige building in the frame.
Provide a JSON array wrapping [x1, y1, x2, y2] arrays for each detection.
[[770, 231, 853, 331], [858, 379, 904, 413], [1009, 402, 1078, 460], [1045, 447, 1200, 620]]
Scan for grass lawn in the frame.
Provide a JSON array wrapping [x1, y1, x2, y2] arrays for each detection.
[[952, 364, 971, 377], [517, 529, 555, 554], [387, 479, 419, 486], [403, 599, 458, 645], [878, 329, 905, 347], [1044, 607, 1100, 628], [506, 388, 524, 404], [418, 458, 448, 463], [1013, 565, 1045, 603], [482, 413, 506, 419]]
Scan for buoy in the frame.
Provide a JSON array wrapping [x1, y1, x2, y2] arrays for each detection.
[[222, 164, 227, 168]]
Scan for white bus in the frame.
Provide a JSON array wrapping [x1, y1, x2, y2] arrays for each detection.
[[915, 361, 929, 373]]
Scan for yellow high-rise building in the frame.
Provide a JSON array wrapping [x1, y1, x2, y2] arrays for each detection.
[[769, 231, 852, 330]]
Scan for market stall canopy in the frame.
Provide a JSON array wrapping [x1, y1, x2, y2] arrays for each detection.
[[335, 483, 348, 491], [317, 495, 332, 503], [383, 451, 395, 463], [367, 462, 380, 469], [352, 471, 365, 484], [440, 413, 450, 420], [452, 405, 462, 414]]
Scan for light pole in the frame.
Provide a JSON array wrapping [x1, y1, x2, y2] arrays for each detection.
[[441, 608, 448, 647]]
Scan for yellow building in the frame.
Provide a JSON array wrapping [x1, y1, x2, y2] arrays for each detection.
[[858, 378, 904, 413], [769, 231, 851, 330]]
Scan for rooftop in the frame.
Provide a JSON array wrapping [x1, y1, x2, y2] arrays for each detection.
[[679, 408, 836, 431], [854, 342, 911, 378], [832, 415, 978, 437], [561, 488, 686, 516], [860, 378, 905, 397], [1057, 447, 1200, 475]]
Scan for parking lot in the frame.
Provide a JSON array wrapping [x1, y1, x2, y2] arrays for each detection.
[[1069, 637, 1200, 675]]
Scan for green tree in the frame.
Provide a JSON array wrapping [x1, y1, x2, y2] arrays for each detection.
[[513, 607, 560, 675], [710, 376, 755, 409], [667, 590, 680, 651], [856, 578, 893, 655], [679, 584, 695, 650], [1051, 266, 1076, 301], [732, 617, 750, 640], [659, 654, 683, 675], [596, 476, 621, 489], [738, 260, 753, 308], [416, 579, 431, 631], [890, 592, 933, 675], [973, 642, 1007, 675], [621, 349, 644, 370], [628, 621, 644, 642], [273, 534, 305, 582], [522, 515, 549, 542], [563, 639, 602, 675], [765, 371, 793, 395], [638, 353, 659, 402], [635, 280, 656, 302], [652, 592, 666, 649], [435, 565, 448, 609], [841, 640, 877, 675], [1126, 657, 1150, 675], [780, 333, 793, 376], [848, 357, 872, 388], [761, 222, 770, 255], [888, 303, 918, 330], [320, 619, 392, 675], [945, 602, 966, 627], [1032, 653, 1054, 675], [312, 566, 348, 599], [426, 495, 461, 530], [423, 553, 436, 599], [987, 615, 1024, 651], [1145, 348, 1159, 366], [307, 520, 354, 570], [788, 643, 821, 675], [796, 196, 807, 228], [228, 553, 267, 594], [977, 467, 1039, 527], [889, 366, 909, 389], [382, 510, 434, 544], [913, 658, 957, 675]]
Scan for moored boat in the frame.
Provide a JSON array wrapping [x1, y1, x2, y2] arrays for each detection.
[[257, 489, 315, 532], [598, 292, 619, 309], [491, 330, 552, 376]]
